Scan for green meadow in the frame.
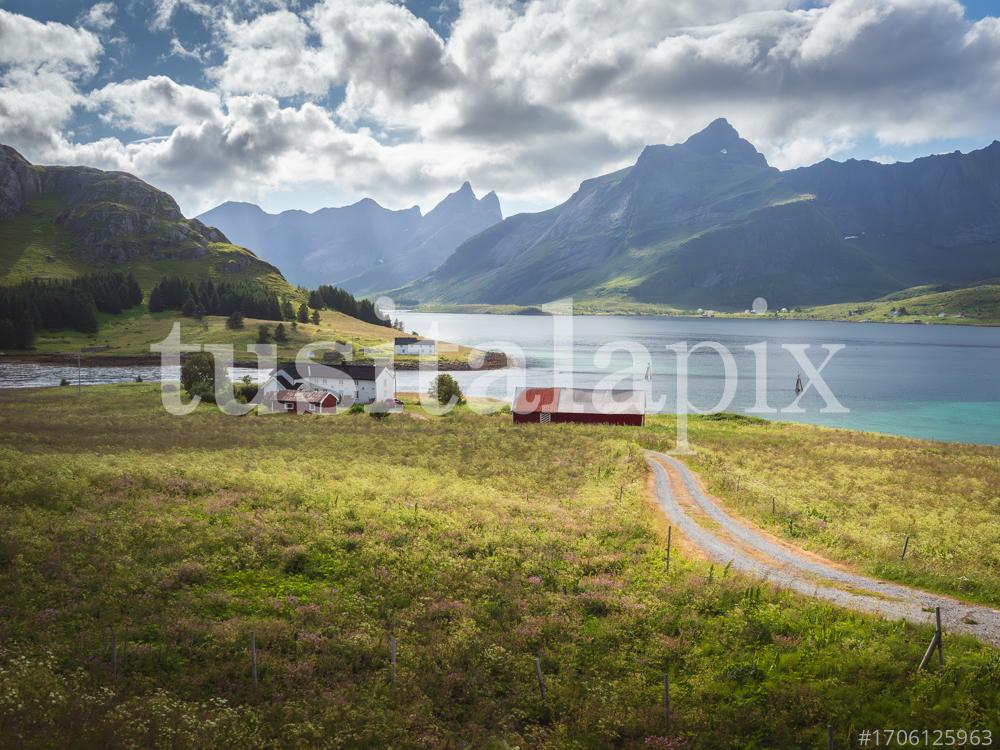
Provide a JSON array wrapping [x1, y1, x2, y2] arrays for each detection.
[[0, 386, 997, 749]]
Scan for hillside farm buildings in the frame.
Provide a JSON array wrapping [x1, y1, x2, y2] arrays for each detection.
[[261, 362, 395, 413], [394, 337, 436, 356]]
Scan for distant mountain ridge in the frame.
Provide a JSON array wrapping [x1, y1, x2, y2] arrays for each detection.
[[198, 182, 502, 293], [398, 119, 1000, 310]]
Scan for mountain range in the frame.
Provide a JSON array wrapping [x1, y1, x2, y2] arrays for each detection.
[[198, 182, 502, 294], [397, 119, 1000, 310]]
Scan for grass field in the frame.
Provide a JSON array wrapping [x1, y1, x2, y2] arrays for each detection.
[[23, 307, 483, 367], [0, 385, 997, 749]]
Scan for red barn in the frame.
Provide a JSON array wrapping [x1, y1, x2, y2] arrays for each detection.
[[270, 389, 339, 414], [512, 387, 646, 426]]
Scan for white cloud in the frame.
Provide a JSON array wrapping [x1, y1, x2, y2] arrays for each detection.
[[4, 0, 1000, 218], [0, 10, 102, 153], [87, 76, 222, 134], [79, 2, 116, 32]]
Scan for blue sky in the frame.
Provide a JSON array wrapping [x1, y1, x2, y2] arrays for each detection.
[[1, 0, 999, 217]]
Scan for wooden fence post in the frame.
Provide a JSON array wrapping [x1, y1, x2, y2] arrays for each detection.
[[900, 535, 910, 561], [665, 526, 672, 573], [250, 632, 258, 689], [534, 656, 546, 703]]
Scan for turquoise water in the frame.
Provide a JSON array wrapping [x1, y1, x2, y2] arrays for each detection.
[[395, 313, 1000, 445]]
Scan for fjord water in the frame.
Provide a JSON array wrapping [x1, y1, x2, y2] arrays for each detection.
[[395, 313, 1000, 445]]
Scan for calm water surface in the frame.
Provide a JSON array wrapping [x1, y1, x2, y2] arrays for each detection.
[[2, 315, 998, 445]]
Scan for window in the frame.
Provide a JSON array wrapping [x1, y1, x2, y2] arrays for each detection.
[[285, 402, 295, 412]]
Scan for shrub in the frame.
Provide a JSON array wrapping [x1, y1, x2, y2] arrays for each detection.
[[274, 323, 288, 343], [256, 325, 272, 344], [226, 311, 245, 330], [429, 373, 465, 406], [180, 352, 214, 396]]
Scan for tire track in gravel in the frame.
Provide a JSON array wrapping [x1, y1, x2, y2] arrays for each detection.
[[646, 450, 1000, 647]]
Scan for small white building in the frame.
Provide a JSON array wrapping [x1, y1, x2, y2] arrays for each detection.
[[261, 362, 395, 405], [394, 337, 436, 356]]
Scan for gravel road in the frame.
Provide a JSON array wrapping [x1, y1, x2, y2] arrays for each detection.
[[646, 450, 1000, 647]]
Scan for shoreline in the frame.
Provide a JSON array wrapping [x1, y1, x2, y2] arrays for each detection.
[[408, 305, 1000, 327], [0, 350, 512, 371]]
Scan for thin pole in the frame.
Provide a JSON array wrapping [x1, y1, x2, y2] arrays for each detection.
[[663, 672, 671, 730], [390, 635, 397, 683], [900, 535, 910, 561], [827, 723, 834, 750], [666, 526, 672, 573], [534, 657, 546, 703], [918, 632, 939, 670], [77, 352, 81, 395], [250, 632, 258, 689], [935, 607, 944, 665]]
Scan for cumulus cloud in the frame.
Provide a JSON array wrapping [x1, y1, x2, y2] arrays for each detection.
[[3, 0, 1000, 217], [79, 2, 116, 31], [0, 10, 102, 153], [87, 76, 222, 134]]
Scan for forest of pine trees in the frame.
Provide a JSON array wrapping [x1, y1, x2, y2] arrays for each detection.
[[0, 271, 143, 349], [308, 285, 389, 328], [148, 277, 283, 321]]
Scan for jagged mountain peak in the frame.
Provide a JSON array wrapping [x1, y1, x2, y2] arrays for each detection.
[[682, 117, 769, 166]]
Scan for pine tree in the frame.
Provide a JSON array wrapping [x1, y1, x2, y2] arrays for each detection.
[[226, 311, 245, 330], [148, 286, 164, 312], [257, 325, 272, 344], [281, 299, 295, 320], [15, 316, 35, 349], [0, 318, 15, 349], [311, 309, 320, 325], [297, 303, 309, 323], [274, 322, 288, 342]]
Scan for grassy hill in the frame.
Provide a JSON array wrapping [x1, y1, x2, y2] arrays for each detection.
[[0, 195, 293, 296], [799, 281, 1000, 325], [0, 385, 997, 747], [26, 306, 486, 367]]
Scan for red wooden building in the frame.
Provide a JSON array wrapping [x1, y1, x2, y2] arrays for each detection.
[[512, 387, 646, 426], [269, 389, 339, 414]]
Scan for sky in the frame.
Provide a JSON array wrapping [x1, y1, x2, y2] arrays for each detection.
[[1, 0, 999, 219]]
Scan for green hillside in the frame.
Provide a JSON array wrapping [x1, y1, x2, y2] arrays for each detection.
[[800, 282, 1000, 325], [0, 195, 293, 296]]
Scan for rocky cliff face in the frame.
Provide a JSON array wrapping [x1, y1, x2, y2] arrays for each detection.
[[401, 119, 1000, 309], [0, 145, 230, 262], [198, 181, 502, 293], [0, 146, 41, 220]]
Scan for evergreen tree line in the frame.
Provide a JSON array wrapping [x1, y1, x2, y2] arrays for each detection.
[[0, 271, 143, 348], [148, 277, 283, 321], [308, 285, 390, 328]]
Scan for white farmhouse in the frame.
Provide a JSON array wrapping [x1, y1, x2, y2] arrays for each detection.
[[260, 362, 395, 405], [394, 337, 436, 356]]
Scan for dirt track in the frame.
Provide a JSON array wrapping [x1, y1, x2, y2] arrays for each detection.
[[646, 450, 1000, 647]]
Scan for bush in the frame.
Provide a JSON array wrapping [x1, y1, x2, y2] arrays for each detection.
[[180, 352, 214, 396], [274, 323, 288, 343], [226, 311, 245, 330], [348, 403, 365, 414], [256, 325, 272, 344], [429, 373, 465, 406]]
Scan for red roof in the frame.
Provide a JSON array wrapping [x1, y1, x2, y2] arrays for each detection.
[[513, 387, 645, 415], [275, 389, 338, 405]]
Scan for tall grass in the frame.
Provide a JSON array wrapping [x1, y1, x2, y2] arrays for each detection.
[[0, 385, 997, 749]]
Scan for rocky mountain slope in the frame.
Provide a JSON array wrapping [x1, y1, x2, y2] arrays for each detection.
[[198, 182, 501, 294], [0, 145, 289, 291], [399, 119, 1000, 310]]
